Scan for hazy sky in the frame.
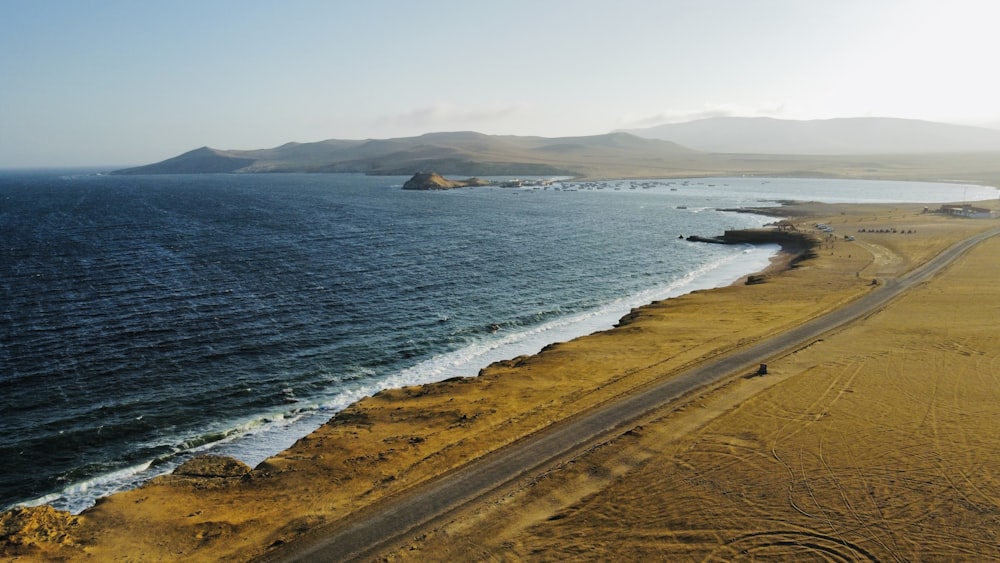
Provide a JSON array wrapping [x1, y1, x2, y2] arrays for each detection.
[[2, 0, 998, 167]]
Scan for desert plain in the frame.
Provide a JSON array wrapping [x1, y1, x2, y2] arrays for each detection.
[[3, 196, 1000, 561]]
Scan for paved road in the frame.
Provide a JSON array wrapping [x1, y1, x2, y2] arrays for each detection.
[[257, 228, 998, 563]]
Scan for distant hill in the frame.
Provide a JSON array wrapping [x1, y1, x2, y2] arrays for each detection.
[[620, 117, 1000, 154], [113, 147, 258, 174], [111, 123, 1000, 187], [112, 132, 694, 177]]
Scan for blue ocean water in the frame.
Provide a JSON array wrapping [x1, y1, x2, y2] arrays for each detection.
[[0, 172, 993, 514]]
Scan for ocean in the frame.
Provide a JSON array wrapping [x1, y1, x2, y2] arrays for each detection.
[[1, 172, 993, 514]]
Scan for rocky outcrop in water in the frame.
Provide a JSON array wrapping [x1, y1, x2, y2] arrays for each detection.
[[402, 172, 491, 190]]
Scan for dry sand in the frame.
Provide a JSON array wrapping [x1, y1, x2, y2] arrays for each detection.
[[3, 201, 999, 562], [380, 205, 1000, 562]]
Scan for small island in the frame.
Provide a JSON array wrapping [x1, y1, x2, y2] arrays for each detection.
[[402, 172, 491, 190]]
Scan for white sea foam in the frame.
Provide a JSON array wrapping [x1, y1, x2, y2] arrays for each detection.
[[17, 460, 154, 512], [206, 246, 780, 461], [377, 244, 779, 387], [13, 243, 779, 515]]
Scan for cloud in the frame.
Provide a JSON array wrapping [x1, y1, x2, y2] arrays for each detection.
[[303, 102, 536, 140], [621, 103, 787, 129], [375, 103, 524, 131]]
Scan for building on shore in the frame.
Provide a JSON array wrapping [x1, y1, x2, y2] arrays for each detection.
[[938, 204, 993, 218]]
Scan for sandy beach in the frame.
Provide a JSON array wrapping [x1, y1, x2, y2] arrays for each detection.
[[3, 199, 999, 561]]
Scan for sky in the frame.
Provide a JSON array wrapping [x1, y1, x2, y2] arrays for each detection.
[[2, 0, 999, 167]]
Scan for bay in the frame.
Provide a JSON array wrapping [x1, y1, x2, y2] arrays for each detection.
[[0, 172, 992, 513]]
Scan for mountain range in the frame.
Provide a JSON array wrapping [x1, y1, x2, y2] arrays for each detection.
[[620, 117, 1000, 154], [113, 132, 693, 177], [113, 118, 1000, 184]]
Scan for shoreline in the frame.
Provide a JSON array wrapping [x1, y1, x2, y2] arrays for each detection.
[[374, 207, 1000, 561], [687, 227, 820, 281], [4, 199, 999, 561], [5, 218, 786, 516]]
